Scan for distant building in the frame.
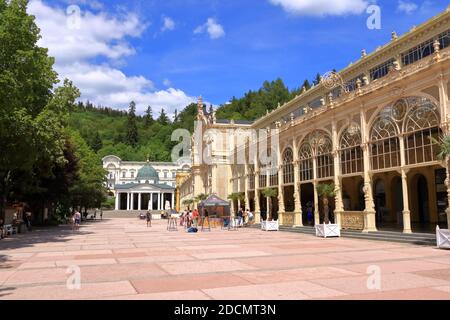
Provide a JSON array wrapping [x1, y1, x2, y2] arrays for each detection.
[[102, 156, 191, 211]]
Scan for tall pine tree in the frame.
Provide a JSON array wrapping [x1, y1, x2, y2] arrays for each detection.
[[91, 131, 103, 152], [144, 106, 154, 127], [125, 101, 139, 148], [158, 108, 170, 125]]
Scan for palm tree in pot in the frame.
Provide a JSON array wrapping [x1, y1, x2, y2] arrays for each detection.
[[433, 134, 450, 172], [316, 183, 336, 224], [182, 199, 194, 211], [262, 188, 278, 221], [227, 192, 245, 212]]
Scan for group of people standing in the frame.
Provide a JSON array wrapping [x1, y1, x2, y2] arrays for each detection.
[[180, 209, 200, 228], [236, 208, 254, 227]]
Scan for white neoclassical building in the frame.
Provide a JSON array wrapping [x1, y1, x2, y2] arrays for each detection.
[[103, 156, 191, 211]]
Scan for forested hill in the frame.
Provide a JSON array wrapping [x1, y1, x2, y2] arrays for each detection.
[[69, 77, 320, 162]]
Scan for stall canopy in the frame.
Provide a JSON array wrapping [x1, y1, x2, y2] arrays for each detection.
[[198, 195, 230, 217]]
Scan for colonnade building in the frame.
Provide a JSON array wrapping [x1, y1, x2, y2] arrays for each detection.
[[179, 8, 450, 233]]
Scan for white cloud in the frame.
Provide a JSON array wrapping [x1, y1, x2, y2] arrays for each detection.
[[28, 0, 198, 115], [194, 18, 225, 39], [161, 16, 175, 32], [397, 0, 418, 14], [269, 0, 369, 16]]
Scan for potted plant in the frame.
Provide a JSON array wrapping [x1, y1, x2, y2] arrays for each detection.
[[261, 188, 279, 231], [432, 134, 450, 242], [315, 183, 340, 238], [182, 199, 194, 211]]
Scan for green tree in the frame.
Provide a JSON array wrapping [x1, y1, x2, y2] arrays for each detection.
[[125, 101, 139, 148], [144, 106, 154, 127], [91, 131, 103, 153], [0, 0, 72, 219], [68, 130, 107, 211], [158, 108, 170, 125]]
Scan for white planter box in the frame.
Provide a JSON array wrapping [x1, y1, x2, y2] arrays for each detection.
[[261, 220, 279, 231], [436, 226, 450, 249], [315, 224, 341, 238]]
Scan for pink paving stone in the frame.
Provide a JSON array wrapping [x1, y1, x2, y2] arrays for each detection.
[[311, 273, 450, 295], [191, 250, 270, 260], [55, 258, 117, 267], [0, 281, 137, 300], [337, 260, 449, 274], [237, 254, 346, 270], [0, 270, 16, 286], [158, 259, 256, 275], [332, 287, 450, 300], [117, 255, 195, 264], [234, 266, 360, 285], [18, 261, 56, 270], [102, 290, 211, 300], [79, 263, 168, 282], [3, 268, 68, 286], [131, 273, 252, 294], [203, 280, 346, 300]]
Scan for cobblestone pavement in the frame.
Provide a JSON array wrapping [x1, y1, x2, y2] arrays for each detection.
[[1, 216, 450, 300]]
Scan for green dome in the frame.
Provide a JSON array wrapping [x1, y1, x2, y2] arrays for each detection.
[[136, 163, 159, 182]]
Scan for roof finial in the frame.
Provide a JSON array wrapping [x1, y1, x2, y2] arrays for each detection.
[[197, 96, 204, 116], [146, 153, 150, 163]]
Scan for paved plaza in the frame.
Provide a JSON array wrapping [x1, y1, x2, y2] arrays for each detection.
[[1, 216, 450, 300]]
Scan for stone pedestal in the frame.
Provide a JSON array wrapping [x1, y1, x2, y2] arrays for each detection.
[[363, 210, 377, 233]]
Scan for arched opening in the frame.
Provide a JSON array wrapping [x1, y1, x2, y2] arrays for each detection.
[[413, 174, 430, 224], [391, 176, 404, 227], [300, 183, 315, 226], [374, 179, 386, 228], [282, 148, 295, 213]]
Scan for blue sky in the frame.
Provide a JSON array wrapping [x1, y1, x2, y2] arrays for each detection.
[[28, 0, 448, 116]]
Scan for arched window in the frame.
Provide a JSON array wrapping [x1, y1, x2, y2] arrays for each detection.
[[282, 148, 294, 184], [370, 96, 441, 170], [403, 97, 440, 165], [370, 109, 401, 170], [315, 134, 334, 179], [340, 124, 363, 175], [299, 143, 313, 182]]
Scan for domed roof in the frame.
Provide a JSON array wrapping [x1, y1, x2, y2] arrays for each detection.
[[136, 162, 159, 182]]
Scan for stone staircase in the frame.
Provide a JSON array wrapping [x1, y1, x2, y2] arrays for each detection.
[[254, 224, 437, 247]]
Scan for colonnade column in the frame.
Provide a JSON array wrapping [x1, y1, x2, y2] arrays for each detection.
[[312, 157, 320, 225], [399, 135, 412, 234], [138, 193, 142, 211], [332, 120, 344, 226], [292, 141, 303, 227], [254, 142, 261, 223], [438, 75, 448, 123], [244, 162, 251, 212], [277, 142, 285, 225], [361, 109, 377, 233], [266, 168, 271, 220], [126, 193, 130, 211], [172, 193, 175, 210], [115, 193, 120, 211]]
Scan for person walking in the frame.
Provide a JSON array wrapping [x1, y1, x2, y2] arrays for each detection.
[[306, 202, 314, 226], [100, 208, 103, 220], [193, 209, 199, 227], [146, 210, 152, 227], [74, 210, 81, 231]]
